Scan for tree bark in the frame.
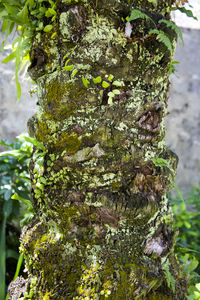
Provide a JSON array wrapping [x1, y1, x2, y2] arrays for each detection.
[[9, 0, 187, 299]]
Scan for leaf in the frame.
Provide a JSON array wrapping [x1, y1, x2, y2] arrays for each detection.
[[63, 54, 69, 60], [43, 24, 53, 32], [184, 257, 199, 273], [159, 19, 184, 45], [152, 157, 171, 168], [45, 8, 56, 17], [108, 97, 113, 106], [108, 92, 114, 98], [17, 135, 46, 151], [127, 9, 156, 27], [16, 4, 29, 25], [152, 157, 173, 172], [112, 80, 124, 87], [16, 76, 21, 100], [172, 7, 198, 20], [113, 89, 121, 95], [82, 76, 90, 88], [2, 51, 16, 63], [51, 32, 57, 39], [64, 65, 74, 71], [12, 193, 31, 206], [149, 29, 172, 53], [108, 74, 114, 81], [0, 149, 24, 158], [40, 177, 47, 184], [4, 189, 12, 201], [72, 69, 78, 78], [147, 0, 157, 3], [162, 264, 175, 293], [93, 76, 102, 84], [3, 200, 13, 218], [102, 81, 110, 88], [13, 253, 24, 280]]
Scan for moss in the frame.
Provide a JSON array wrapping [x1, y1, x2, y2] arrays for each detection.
[[45, 80, 76, 120], [50, 132, 81, 154], [11, 0, 188, 299]]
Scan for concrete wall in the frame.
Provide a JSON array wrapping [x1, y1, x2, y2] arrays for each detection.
[[0, 27, 200, 194], [165, 28, 200, 194]]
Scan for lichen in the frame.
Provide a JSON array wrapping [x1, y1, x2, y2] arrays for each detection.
[[11, 0, 187, 299]]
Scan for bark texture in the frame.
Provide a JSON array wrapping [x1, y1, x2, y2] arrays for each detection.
[[9, 0, 187, 299]]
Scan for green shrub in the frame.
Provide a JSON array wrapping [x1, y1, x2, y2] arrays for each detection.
[[0, 137, 33, 300], [170, 186, 200, 299]]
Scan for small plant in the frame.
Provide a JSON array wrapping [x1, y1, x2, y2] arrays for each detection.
[[0, 0, 57, 99], [0, 136, 33, 300], [170, 185, 200, 299]]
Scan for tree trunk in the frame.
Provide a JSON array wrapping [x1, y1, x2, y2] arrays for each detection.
[[9, 0, 187, 299]]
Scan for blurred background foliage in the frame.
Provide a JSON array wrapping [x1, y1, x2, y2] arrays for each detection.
[[0, 137, 34, 300], [0, 137, 200, 299]]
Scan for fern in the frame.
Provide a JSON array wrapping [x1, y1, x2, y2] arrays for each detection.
[[149, 29, 173, 53], [162, 263, 176, 293], [159, 19, 184, 45], [127, 9, 156, 27], [171, 6, 198, 20]]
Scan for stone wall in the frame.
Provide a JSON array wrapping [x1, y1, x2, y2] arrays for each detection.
[[0, 28, 200, 195]]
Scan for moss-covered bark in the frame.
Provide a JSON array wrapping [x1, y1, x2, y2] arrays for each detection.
[[9, 0, 187, 299]]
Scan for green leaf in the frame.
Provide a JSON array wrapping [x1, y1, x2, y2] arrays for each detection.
[[127, 9, 156, 27], [108, 92, 115, 98], [162, 263, 175, 293], [64, 65, 74, 71], [147, 0, 157, 3], [108, 97, 113, 106], [184, 257, 199, 273], [43, 24, 53, 32], [0, 149, 24, 158], [16, 77, 21, 100], [2, 51, 16, 63], [51, 32, 57, 39], [38, 22, 44, 30], [13, 253, 24, 280], [12, 193, 31, 206], [172, 7, 198, 20], [93, 76, 102, 84], [4, 189, 12, 201], [113, 89, 121, 95], [45, 8, 56, 17], [149, 29, 172, 53], [72, 69, 78, 78], [16, 4, 29, 25], [108, 74, 114, 81], [63, 54, 69, 60], [17, 135, 46, 151], [112, 80, 124, 87], [152, 157, 170, 168], [159, 19, 184, 45], [82, 76, 90, 88], [40, 177, 47, 184], [102, 81, 110, 88]]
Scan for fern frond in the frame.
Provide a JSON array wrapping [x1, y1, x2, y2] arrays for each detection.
[[147, 0, 157, 4], [149, 29, 173, 53], [127, 9, 156, 27], [162, 264, 176, 293], [159, 19, 184, 45]]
